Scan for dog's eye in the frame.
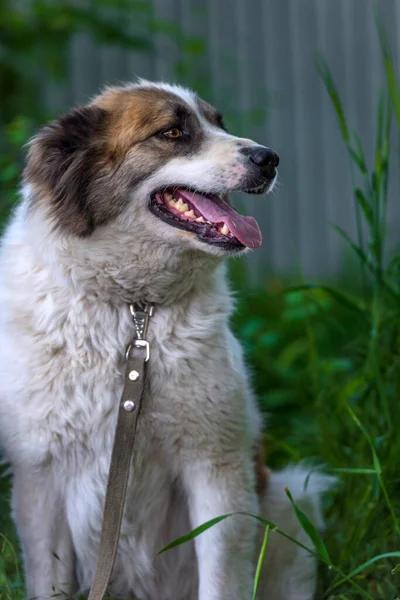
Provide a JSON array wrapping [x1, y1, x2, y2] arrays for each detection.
[[162, 128, 184, 139]]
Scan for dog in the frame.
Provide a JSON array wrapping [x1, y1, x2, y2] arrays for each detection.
[[0, 80, 330, 600]]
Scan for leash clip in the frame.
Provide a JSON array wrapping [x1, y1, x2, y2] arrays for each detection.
[[129, 303, 154, 340], [126, 303, 154, 362]]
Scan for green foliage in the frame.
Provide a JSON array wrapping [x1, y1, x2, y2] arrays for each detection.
[[0, 464, 22, 600], [0, 0, 152, 122], [227, 270, 400, 597], [0, 117, 32, 225]]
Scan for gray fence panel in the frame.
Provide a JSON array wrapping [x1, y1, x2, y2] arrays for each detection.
[[262, 0, 301, 275]]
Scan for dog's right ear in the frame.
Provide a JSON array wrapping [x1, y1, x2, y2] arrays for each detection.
[[24, 105, 108, 236]]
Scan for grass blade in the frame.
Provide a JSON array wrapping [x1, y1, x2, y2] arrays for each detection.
[[333, 225, 372, 269], [345, 403, 400, 536], [376, 8, 400, 128], [331, 552, 400, 590], [351, 133, 369, 177], [354, 188, 373, 226], [316, 55, 350, 144], [158, 512, 317, 558], [327, 468, 377, 475], [157, 514, 235, 554], [333, 225, 400, 300], [349, 146, 368, 176], [252, 525, 269, 600], [318, 53, 367, 276], [285, 488, 331, 564], [392, 564, 400, 575]]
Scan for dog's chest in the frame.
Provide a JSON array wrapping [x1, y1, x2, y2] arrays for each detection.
[[29, 299, 249, 465]]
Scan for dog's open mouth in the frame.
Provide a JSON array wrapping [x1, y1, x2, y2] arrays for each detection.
[[150, 188, 262, 249]]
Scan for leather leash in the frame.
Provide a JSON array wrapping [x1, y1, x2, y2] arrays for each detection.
[[87, 303, 154, 600]]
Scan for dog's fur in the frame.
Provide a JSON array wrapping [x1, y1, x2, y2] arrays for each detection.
[[0, 81, 329, 600]]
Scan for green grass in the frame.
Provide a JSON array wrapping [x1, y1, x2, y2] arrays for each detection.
[[229, 277, 400, 599], [2, 12, 400, 600]]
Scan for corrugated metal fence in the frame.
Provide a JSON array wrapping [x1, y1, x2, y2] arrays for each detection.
[[43, 0, 400, 279]]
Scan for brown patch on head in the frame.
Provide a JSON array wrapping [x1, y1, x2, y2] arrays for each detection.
[[93, 86, 199, 160], [25, 84, 206, 236]]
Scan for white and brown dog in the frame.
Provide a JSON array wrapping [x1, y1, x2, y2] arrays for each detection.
[[0, 81, 329, 600]]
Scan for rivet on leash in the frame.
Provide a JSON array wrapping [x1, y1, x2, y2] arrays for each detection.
[[128, 370, 140, 381], [123, 400, 136, 412]]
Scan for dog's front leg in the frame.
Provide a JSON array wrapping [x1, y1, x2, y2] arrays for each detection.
[[183, 455, 258, 600], [12, 466, 77, 600]]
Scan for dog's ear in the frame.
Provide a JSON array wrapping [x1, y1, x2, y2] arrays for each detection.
[[24, 105, 108, 236]]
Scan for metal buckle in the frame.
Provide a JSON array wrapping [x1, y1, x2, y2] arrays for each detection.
[[125, 339, 150, 362], [134, 339, 150, 362]]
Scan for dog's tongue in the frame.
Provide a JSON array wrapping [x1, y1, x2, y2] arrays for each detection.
[[176, 190, 262, 248]]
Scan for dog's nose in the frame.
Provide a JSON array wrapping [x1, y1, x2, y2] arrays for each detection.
[[250, 147, 279, 168], [240, 146, 279, 175]]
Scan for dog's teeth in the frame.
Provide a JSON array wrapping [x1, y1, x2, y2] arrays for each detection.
[[164, 191, 173, 201], [195, 216, 205, 223], [184, 210, 195, 218], [168, 199, 177, 207], [220, 224, 230, 236], [176, 199, 189, 212]]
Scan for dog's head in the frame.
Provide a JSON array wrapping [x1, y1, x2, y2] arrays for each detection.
[[25, 81, 278, 257]]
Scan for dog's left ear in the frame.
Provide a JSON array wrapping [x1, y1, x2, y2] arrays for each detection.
[[24, 105, 108, 236]]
